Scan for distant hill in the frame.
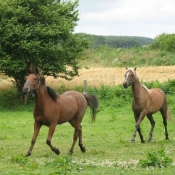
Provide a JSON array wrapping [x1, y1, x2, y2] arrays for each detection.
[[76, 33, 154, 49]]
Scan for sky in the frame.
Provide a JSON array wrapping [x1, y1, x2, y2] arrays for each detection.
[[74, 0, 175, 39]]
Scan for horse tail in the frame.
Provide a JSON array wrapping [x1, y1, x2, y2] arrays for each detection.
[[167, 110, 173, 121], [84, 94, 99, 122]]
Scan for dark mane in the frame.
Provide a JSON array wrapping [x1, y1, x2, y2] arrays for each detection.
[[47, 86, 58, 102], [40, 76, 45, 84]]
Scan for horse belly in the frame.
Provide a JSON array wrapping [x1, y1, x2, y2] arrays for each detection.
[[132, 99, 162, 115], [56, 103, 78, 124]]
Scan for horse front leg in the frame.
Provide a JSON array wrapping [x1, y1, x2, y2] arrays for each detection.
[[46, 123, 60, 155], [131, 112, 145, 143], [147, 114, 155, 142], [25, 121, 41, 157]]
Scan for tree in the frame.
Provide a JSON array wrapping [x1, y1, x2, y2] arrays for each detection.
[[0, 0, 88, 92], [150, 33, 175, 52]]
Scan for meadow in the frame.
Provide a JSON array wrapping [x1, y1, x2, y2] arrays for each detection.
[[1, 47, 175, 175]]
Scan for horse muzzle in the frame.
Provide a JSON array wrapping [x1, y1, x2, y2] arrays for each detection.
[[123, 81, 130, 89], [22, 86, 31, 95]]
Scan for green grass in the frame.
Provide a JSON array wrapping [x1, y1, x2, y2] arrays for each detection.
[[1, 86, 175, 174], [79, 46, 175, 68]]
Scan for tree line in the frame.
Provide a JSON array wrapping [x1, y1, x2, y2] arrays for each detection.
[[77, 34, 154, 49]]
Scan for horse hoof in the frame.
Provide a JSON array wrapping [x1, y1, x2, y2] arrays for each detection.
[[81, 147, 86, 153], [25, 152, 31, 157], [141, 140, 145, 143], [130, 140, 135, 143], [68, 150, 73, 155], [53, 148, 60, 155]]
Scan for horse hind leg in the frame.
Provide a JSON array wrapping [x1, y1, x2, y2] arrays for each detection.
[[137, 127, 145, 143], [160, 109, 169, 140], [147, 114, 155, 142], [46, 123, 60, 155], [69, 119, 85, 155], [78, 125, 86, 153]]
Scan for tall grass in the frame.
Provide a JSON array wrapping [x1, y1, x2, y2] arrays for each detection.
[[1, 79, 175, 113], [79, 46, 175, 68]]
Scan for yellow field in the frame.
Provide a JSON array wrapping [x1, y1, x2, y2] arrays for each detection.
[[1, 66, 175, 89], [46, 66, 175, 89]]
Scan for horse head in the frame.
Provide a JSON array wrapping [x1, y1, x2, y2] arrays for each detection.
[[123, 67, 137, 88], [22, 68, 41, 95]]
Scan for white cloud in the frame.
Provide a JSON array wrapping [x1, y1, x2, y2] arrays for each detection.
[[75, 0, 175, 38]]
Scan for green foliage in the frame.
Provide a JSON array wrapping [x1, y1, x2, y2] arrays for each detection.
[[151, 33, 175, 52], [79, 46, 175, 68], [48, 156, 73, 175], [0, 0, 88, 92], [78, 33, 154, 49], [11, 154, 28, 165], [143, 80, 175, 95], [97, 85, 116, 99], [139, 149, 173, 168], [2, 79, 175, 111]]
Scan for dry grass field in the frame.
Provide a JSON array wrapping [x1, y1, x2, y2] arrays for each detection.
[[44, 66, 175, 89], [1, 66, 175, 89]]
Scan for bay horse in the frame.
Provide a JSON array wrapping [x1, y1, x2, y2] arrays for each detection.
[[22, 68, 98, 156], [123, 67, 172, 143]]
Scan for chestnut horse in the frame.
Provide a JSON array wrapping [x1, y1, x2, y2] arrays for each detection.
[[123, 67, 172, 143], [22, 68, 98, 156]]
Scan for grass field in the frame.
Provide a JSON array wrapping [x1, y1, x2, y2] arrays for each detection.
[[1, 65, 175, 174], [1, 101, 175, 175]]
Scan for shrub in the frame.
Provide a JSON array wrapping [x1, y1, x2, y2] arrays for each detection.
[[49, 156, 73, 175], [138, 149, 173, 168]]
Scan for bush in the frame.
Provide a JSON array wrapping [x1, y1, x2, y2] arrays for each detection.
[[138, 149, 173, 168]]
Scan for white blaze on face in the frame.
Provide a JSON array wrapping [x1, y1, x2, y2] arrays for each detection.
[[126, 72, 130, 80]]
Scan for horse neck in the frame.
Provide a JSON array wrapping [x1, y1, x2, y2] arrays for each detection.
[[131, 77, 143, 99], [34, 84, 48, 106]]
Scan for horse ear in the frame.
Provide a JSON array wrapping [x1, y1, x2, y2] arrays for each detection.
[[134, 67, 137, 71], [27, 68, 32, 75], [35, 68, 39, 74], [126, 67, 128, 70]]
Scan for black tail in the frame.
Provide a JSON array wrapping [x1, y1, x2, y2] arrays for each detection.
[[84, 94, 99, 122]]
